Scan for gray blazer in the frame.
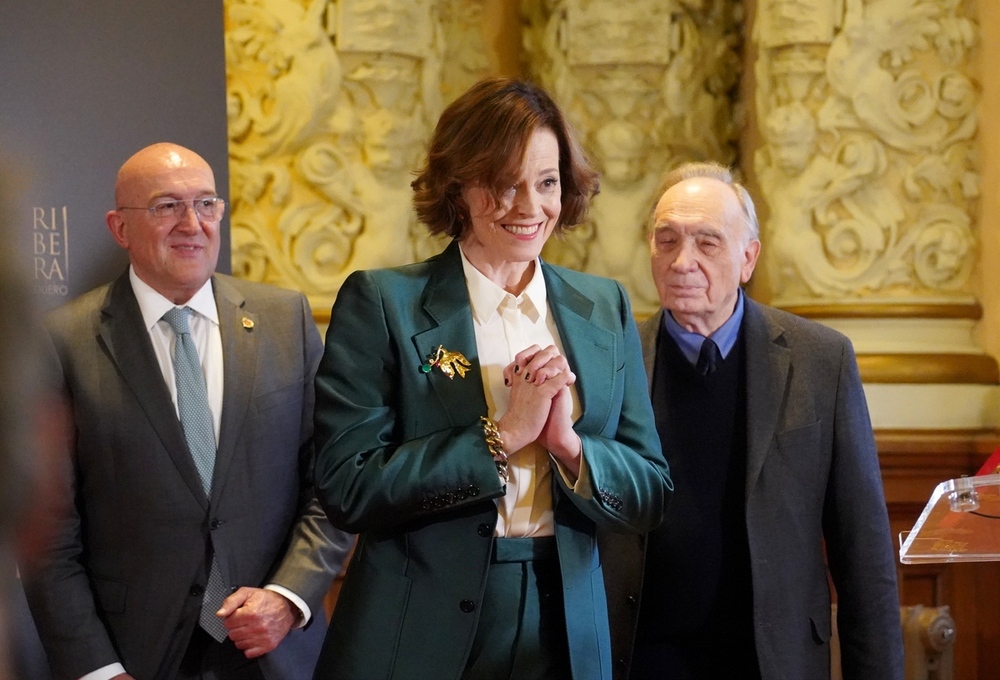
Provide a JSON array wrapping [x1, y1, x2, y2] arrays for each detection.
[[602, 297, 903, 680], [23, 271, 353, 680]]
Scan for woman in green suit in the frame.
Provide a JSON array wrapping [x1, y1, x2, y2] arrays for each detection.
[[313, 77, 671, 680]]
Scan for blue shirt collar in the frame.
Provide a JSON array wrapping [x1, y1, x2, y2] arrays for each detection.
[[661, 289, 745, 367]]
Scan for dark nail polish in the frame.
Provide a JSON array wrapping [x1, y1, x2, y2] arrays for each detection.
[[525, 372, 531, 381], [514, 365, 520, 374], [504, 378, 509, 386]]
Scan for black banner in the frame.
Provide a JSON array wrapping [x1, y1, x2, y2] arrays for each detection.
[[0, 0, 231, 310]]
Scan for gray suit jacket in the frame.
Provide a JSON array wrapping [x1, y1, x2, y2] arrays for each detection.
[[602, 298, 903, 680], [23, 271, 353, 680]]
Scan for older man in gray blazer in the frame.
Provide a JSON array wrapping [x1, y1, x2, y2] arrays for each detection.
[[22, 143, 352, 680], [602, 162, 903, 680]]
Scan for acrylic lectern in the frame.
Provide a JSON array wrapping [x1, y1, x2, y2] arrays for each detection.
[[899, 473, 1000, 564]]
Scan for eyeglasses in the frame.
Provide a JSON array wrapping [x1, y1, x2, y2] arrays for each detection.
[[118, 197, 226, 222]]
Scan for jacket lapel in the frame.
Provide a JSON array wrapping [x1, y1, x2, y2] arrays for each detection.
[[409, 249, 618, 435], [411, 243, 488, 428], [638, 310, 662, 395], [744, 298, 790, 499], [542, 264, 616, 435], [98, 271, 208, 508], [212, 276, 255, 500]]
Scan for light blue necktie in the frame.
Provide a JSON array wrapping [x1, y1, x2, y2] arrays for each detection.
[[162, 306, 230, 643]]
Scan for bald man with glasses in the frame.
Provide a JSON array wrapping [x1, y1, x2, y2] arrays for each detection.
[[22, 143, 352, 680]]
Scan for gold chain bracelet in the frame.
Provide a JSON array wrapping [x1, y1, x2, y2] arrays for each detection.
[[479, 416, 509, 484]]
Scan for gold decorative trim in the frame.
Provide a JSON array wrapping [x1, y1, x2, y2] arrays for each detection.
[[858, 353, 999, 384], [631, 303, 983, 325], [779, 303, 982, 320], [875, 428, 1000, 446]]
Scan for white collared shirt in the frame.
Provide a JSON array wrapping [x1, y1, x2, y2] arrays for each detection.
[[459, 247, 582, 537], [130, 268, 224, 441]]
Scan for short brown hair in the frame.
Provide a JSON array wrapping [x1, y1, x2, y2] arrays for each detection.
[[412, 77, 599, 239]]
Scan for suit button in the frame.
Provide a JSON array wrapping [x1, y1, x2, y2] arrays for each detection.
[[477, 523, 491, 537], [189, 584, 205, 597], [210, 518, 221, 530], [459, 599, 476, 613]]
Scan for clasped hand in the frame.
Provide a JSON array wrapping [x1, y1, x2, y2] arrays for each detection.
[[495, 344, 582, 478], [110, 587, 296, 678], [217, 587, 298, 658]]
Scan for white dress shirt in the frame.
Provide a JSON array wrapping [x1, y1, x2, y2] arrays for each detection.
[[131, 269, 224, 442], [459, 247, 583, 537]]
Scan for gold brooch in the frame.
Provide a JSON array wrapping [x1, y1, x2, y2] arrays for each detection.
[[420, 345, 471, 379], [241, 317, 254, 330]]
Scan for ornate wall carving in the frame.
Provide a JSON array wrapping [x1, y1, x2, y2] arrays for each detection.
[[225, 0, 493, 311], [523, 0, 744, 316], [754, 0, 980, 306], [225, 0, 740, 315], [226, 0, 980, 319]]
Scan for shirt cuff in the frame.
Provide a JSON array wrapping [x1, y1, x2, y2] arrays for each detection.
[[552, 450, 593, 500], [80, 663, 126, 680], [264, 583, 311, 628]]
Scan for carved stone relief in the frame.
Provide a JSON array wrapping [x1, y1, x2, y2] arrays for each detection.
[[754, 0, 980, 306], [226, 0, 982, 317], [523, 0, 743, 316], [225, 0, 492, 311]]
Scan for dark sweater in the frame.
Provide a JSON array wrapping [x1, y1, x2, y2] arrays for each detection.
[[631, 328, 760, 680]]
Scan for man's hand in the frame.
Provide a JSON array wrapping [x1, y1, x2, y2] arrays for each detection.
[[216, 587, 298, 658]]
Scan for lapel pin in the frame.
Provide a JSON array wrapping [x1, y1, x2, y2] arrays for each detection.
[[421, 345, 471, 379], [241, 316, 254, 330]]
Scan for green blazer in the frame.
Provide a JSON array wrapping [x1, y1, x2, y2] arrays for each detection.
[[313, 241, 671, 680]]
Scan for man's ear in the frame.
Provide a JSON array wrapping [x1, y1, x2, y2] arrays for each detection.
[[741, 239, 761, 284], [106, 210, 128, 249]]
